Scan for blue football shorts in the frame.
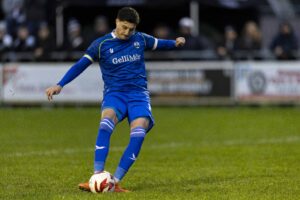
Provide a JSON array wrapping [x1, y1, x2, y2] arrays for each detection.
[[101, 91, 154, 132]]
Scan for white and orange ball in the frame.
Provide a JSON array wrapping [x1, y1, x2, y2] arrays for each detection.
[[89, 171, 115, 193]]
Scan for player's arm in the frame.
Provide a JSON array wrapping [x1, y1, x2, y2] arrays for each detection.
[[45, 56, 92, 101], [46, 38, 99, 101], [156, 37, 185, 49], [141, 33, 185, 50]]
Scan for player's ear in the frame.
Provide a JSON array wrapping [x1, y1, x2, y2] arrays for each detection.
[[116, 18, 119, 25]]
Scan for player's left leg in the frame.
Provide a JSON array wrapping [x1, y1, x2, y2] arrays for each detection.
[[114, 117, 149, 183], [79, 92, 127, 192], [114, 91, 154, 187]]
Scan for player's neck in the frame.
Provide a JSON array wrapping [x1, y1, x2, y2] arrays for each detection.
[[112, 30, 135, 40]]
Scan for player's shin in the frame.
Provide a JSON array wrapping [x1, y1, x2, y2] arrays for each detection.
[[114, 127, 146, 182], [94, 118, 115, 173]]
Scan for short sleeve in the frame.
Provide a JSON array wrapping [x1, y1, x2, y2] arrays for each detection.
[[141, 33, 158, 50], [84, 40, 99, 62]]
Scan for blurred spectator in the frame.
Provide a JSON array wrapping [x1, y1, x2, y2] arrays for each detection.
[[24, 0, 47, 35], [1, 0, 25, 37], [269, 22, 299, 60], [13, 24, 35, 52], [0, 21, 13, 53], [177, 17, 212, 50], [237, 21, 262, 51], [216, 25, 238, 59], [87, 16, 110, 43], [34, 22, 55, 61], [64, 19, 85, 51], [153, 23, 174, 39]]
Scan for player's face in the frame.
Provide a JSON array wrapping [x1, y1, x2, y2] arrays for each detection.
[[115, 19, 136, 40]]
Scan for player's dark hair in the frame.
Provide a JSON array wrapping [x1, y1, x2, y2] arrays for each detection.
[[117, 7, 140, 25]]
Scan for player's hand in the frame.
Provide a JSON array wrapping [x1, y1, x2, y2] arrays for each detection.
[[45, 85, 62, 101], [175, 37, 186, 47]]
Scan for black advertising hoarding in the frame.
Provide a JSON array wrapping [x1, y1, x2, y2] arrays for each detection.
[[147, 62, 233, 99], [148, 69, 231, 97]]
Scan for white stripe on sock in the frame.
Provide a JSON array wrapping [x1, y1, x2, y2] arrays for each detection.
[[103, 118, 114, 127], [100, 121, 114, 130]]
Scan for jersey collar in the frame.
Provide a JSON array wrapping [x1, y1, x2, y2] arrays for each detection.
[[111, 30, 136, 40], [111, 31, 117, 38]]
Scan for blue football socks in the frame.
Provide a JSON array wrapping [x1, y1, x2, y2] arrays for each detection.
[[94, 118, 115, 173], [114, 127, 146, 182]]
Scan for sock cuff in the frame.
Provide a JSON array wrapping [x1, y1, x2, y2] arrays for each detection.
[[100, 118, 115, 132], [130, 126, 146, 137]]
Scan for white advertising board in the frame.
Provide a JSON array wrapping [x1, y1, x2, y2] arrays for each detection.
[[3, 63, 103, 103], [235, 61, 300, 102]]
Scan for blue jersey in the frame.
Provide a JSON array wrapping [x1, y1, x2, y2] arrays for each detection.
[[84, 31, 176, 93], [57, 31, 176, 93]]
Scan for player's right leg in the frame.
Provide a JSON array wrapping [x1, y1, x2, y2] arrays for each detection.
[[79, 92, 127, 192], [94, 108, 118, 173], [79, 109, 117, 192], [79, 109, 118, 192]]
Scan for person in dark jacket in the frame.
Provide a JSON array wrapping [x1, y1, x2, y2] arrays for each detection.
[[270, 22, 299, 60], [34, 22, 55, 61], [177, 17, 212, 50]]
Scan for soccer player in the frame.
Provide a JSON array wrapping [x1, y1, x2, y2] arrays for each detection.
[[45, 7, 185, 192]]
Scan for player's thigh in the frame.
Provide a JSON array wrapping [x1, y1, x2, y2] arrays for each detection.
[[101, 92, 127, 123], [127, 94, 154, 132]]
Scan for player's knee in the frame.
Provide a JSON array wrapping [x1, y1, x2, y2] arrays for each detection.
[[130, 117, 149, 130], [101, 108, 118, 124]]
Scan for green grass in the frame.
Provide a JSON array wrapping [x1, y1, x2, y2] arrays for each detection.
[[0, 107, 300, 199]]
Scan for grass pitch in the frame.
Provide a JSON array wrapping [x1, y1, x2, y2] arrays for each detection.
[[0, 107, 300, 199]]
